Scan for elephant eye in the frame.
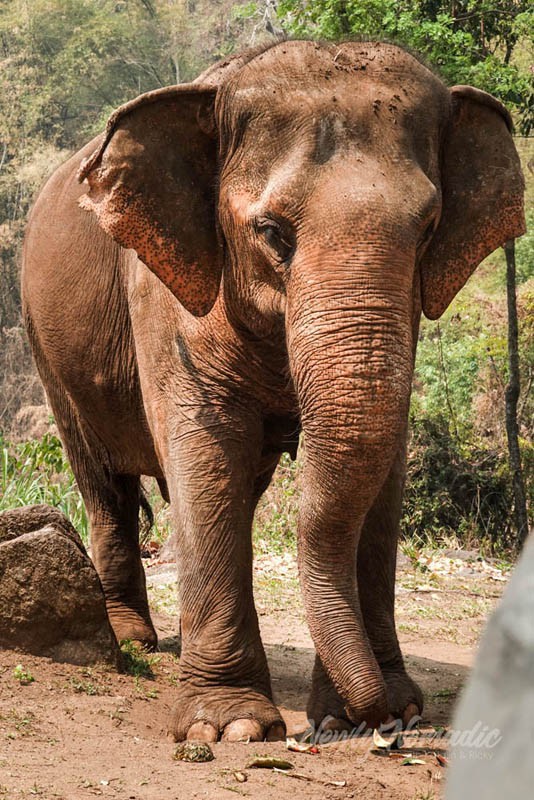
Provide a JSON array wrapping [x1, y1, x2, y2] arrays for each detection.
[[256, 218, 295, 264]]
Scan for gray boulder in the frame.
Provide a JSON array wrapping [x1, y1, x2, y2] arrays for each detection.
[[0, 505, 120, 666]]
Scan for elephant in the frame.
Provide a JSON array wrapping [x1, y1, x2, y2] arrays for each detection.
[[22, 39, 525, 743]]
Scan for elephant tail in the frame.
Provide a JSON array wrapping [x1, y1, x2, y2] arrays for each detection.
[[139, 483, 155, 547]]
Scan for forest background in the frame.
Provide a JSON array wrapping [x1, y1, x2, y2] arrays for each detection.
[[1, 0, 532, 553]]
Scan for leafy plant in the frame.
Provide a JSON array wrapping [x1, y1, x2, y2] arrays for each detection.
[[68, 678, 99, 696], [120, 639, 160, 680], [401, 415, 513, 549], [0, 433, 89, 541], [253, 453, 299, 555], [12, 665, 34, 685]]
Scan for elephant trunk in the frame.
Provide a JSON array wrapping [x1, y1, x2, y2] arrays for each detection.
[[287, 252, 415, 726]]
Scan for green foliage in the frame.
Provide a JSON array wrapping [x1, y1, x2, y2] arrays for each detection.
[[120, 639, 159, 679], [277, 0, 534, 133], [401, 415, 513, 549], [0, 431, 177, 546], [413, 319, 485, 437], [253, 453, 299, 554], [413, 295, 508, 438], [0, 0, 251, 156], [413, 274, 533, 438], [68, 676, 101, 695], [12, 664, 35, 685], [408, 273, 534, 546], [233, 1, 260, 20], [0, 0, 258, 351], [0, 432, 89, 540], [516, 207, 534, 284]]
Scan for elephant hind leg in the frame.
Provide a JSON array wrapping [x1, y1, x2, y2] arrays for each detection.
[[86, 470, 157, 650], [31, 352, 156, 650], [72, 455, 156, 648]]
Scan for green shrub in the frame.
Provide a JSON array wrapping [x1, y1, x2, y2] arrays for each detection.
[[12, 664, 35, 685], [0, 432, 88, 541], [401, 415, 513, 550], [253, 453, 299, 554]]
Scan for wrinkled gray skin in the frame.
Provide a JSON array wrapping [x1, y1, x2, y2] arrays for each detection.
[[22, 40, 524, 742]]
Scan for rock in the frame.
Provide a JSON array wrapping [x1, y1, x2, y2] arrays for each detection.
[[0, 505, 120, 666], [442, 548, 480, 562], [446, 534, 534, 799], [173, 742, 215, 763], [0, 504, 83, 548]]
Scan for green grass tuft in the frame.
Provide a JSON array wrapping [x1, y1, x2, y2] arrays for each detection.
[[12, 665, 34, 685], [120, 639, 160, 680], [1, 433, 88, 541]]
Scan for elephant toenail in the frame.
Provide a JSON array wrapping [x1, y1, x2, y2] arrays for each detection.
[[186, 721, 218, 742], [221, 719, 263, 742], [402, 703, 421, 728], [265, 722, 286, 741]]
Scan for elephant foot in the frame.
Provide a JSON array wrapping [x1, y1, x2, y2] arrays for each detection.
[[307, 685, 378, 739], [169, 683, 286, 743], [307, 667, 349, 732], [382, 666, 424, 729], [307, 660, 387, 738], [307, 656, 422, 739], [106, 600, 158, 651]]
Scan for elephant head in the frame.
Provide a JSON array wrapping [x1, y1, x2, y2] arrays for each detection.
[[78, 40, 525, 726]]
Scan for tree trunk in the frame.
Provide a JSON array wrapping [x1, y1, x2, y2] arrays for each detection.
[[503, 240, 529, 549]]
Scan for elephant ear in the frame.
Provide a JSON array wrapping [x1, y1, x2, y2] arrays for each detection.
[[78, 84, 220, 316], [421, 85, 525, 320]]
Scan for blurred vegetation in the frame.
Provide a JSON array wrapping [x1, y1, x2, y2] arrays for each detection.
[[0, 0, 532, 553], [254, 453, 300, 555], [0, 431, 89, 537], [0, 0, 263, 429]]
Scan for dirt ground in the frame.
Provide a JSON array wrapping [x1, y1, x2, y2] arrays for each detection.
[[0, 546, 509, 800]]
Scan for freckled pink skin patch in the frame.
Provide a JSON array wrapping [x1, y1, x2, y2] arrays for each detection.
[[78, 85, 221, 317]]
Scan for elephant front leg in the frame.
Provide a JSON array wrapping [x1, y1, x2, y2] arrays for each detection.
[[166, 413, 285, 743]]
